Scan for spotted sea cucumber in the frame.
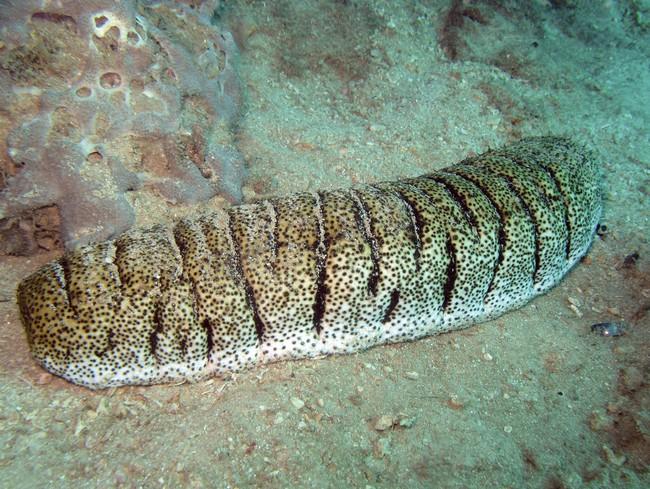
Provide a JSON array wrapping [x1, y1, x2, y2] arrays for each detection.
[[16, 136, 602, 389]]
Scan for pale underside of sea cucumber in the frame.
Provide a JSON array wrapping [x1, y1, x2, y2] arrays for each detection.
[[17, 136, 602, 389]]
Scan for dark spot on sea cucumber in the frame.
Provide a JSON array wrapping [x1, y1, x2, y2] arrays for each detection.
[[382, 289, 400, 324]]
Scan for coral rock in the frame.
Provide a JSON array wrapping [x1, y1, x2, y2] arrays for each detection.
[[0, 0, 245, 252]]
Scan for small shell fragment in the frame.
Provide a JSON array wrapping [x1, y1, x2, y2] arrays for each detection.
[[374, 415, 394, 431], [290, 397, 305, 410], [590, 322, 626, 337]]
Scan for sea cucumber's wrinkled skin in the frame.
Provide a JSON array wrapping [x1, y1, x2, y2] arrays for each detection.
[[17, 137, 601, 389]]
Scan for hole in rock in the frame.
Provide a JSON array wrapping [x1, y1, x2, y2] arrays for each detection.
[[99, 72, 121, 89], [127, 31, 140, 45], [86, 151, 103, 163], [94, 15, 109, 28]]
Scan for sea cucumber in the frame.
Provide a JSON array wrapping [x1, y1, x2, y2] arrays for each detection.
[[16, 136, 602, 389]]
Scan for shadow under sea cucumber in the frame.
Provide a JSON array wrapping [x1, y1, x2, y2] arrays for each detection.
[[16, 136, 602, 389]]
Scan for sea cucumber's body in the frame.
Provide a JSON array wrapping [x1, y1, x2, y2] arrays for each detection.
[[17, 137, 601, 389]]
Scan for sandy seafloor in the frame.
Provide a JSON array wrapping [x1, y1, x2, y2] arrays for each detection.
[[0, 1, 649, 488]]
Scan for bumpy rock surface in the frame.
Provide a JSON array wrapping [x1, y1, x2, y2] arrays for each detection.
[[0, 0, 244, 254]]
